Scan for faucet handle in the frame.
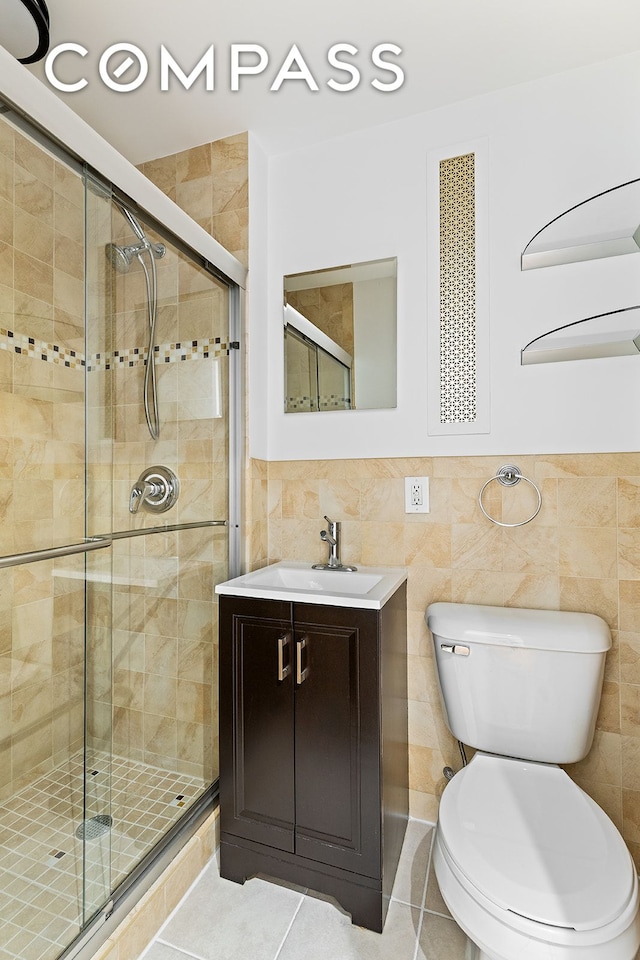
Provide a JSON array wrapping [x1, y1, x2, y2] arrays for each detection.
[[129, 481, 152, 514], [323, 515, 339, 539], [128, 465, 180, 515]]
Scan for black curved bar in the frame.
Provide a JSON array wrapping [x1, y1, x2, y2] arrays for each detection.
[[16, 0, 50, 65]]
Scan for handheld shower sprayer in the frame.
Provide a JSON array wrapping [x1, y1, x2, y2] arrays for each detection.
[[106, 200, 166, 440]]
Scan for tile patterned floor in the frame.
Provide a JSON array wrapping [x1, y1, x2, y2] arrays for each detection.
[[139, 820, 469, 960], [0, 754, 206, 960]]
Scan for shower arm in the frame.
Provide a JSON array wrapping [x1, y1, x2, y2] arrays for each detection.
[[114, 198, 147, 245]]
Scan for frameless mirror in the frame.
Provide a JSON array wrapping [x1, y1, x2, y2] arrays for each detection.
[[283, 258, 397, 413]]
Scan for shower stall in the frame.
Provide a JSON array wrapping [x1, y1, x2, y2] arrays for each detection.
[[0, 89, 241, 960]]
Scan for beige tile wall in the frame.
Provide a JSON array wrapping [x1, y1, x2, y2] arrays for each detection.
[[0, 116, 87, 799], [287, 283, 354, 357], [255, 452, 640, 867], [139, 134, 248, 268]]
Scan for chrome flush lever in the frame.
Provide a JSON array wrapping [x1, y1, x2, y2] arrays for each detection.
[[440, 643, 470, 657]]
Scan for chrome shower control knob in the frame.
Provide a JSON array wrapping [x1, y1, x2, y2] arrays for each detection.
[[129, 466, 180, 514]]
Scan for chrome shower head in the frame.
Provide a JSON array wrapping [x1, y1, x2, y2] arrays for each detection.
[[106, 242, 135, 273]]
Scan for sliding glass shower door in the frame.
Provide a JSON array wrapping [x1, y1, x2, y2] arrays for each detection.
[[86, 177, 232, 897], [0, 104, 237, 960]]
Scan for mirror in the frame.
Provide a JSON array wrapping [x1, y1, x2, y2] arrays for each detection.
[[283, 258, 397, 413]]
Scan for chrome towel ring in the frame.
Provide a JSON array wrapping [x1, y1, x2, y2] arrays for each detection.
[[478, 464, 542, 528]]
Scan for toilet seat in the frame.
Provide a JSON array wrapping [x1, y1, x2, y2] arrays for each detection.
[[438, 753, 635, 932]]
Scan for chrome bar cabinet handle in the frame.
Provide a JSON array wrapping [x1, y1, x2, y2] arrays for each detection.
[[296, 637, 309, 685], [277, 634, 291, 682]]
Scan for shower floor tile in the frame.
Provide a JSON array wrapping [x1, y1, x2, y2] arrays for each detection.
[[0, 753, 206, 960]]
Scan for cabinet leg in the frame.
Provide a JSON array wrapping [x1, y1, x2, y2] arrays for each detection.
[[218, 841, 247, 885], [218, 838, 389, 933], [338, 889, 386, 934]]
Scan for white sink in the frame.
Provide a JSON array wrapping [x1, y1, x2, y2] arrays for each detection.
[[247, 566, 383, 594], [215, 561, 407, 610]]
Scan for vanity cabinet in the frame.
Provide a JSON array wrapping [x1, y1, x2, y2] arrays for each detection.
[[218, 585, 408, 932]]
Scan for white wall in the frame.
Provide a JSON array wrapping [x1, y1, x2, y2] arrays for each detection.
[[249, 51, 640, 461], [353, 276, 397, 410]]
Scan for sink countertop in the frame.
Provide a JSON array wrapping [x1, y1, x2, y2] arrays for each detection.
[[215, 561, 407, 610]]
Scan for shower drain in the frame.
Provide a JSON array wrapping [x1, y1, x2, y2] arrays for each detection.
[[75, 815, 113, 840]]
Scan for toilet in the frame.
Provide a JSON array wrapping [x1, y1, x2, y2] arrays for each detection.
[[425, 602, 640, 960]]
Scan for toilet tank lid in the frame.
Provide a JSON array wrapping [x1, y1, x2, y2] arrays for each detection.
[[425, 602, 611, 654]]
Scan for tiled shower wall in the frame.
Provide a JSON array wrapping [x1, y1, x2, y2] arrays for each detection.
[[254, 453, 640, 868], [0, 118, 86, 799], [138, 135, 248, 267]]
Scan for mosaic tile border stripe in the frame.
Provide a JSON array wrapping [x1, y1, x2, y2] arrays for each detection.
[[0, 328, 84, 368], [88, 338, 231, 371], [286, 394, 351, 412], [0, 329, 230, 372]]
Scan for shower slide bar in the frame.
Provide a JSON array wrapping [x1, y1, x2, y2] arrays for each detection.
[[0, 520, 227, 570]]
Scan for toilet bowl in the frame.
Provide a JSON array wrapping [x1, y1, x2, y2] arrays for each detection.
[[434, 753, 640, 960]]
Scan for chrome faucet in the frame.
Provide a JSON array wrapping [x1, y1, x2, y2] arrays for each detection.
[[312, 516, 357, 572]]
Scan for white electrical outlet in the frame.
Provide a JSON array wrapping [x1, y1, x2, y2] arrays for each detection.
[[404, 477, 430, 513]]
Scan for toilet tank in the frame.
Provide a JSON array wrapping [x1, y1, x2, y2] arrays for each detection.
[[426, 603, 611, 764]]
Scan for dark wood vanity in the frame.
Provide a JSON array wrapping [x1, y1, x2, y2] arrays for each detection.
[[218, 582, 408, 932]]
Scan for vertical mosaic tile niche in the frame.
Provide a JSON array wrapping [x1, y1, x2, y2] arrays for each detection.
[[439, 153, 476, 425]]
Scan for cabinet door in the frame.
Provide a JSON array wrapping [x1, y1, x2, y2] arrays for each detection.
[[293, 603, 381, 878], [219, 597, 295, 852]]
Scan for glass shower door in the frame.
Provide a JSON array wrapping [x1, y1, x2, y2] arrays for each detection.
[[85, 185, 232, 897], [0, 109, 114, 959]]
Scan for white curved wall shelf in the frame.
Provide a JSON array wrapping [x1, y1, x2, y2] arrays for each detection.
[[521, 306, 640, 365], [521, 178, 640, 270], [521, 178, 640, 365]]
